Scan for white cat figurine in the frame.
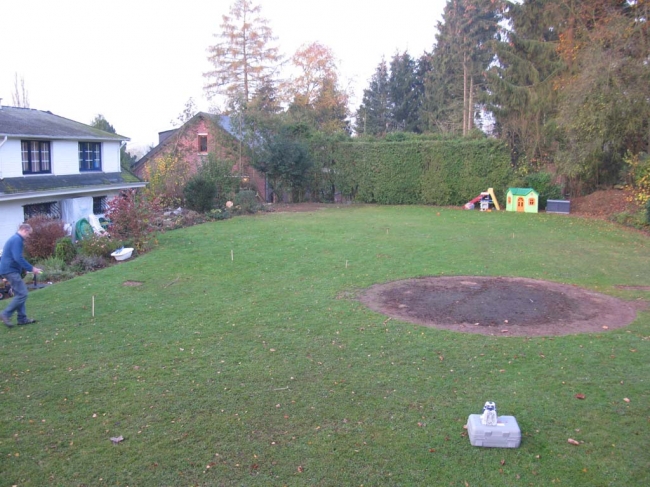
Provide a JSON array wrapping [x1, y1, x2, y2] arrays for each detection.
[[480, 401, 497, 426]]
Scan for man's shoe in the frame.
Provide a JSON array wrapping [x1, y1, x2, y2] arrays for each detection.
[[17, 318, 37, 325], [1, 314, 13, 328]]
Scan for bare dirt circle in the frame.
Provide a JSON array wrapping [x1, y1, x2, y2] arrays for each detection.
[[359, 276, 638, 336]]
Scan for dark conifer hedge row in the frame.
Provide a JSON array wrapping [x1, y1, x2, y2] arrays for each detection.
[[327, 138, 512, 205]]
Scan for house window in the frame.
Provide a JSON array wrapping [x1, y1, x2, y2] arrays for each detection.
[[93, 196, 108, 215], [198, 134, 208, 153], [21, 140, 51, 174], [79, 142, 102, 171], [528, 198, 536, 206], [24, 201, 61, 220]]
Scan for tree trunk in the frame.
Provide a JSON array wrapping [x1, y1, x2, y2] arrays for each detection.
[[463, 51, 468, 136], [468, 75, 474, 133]]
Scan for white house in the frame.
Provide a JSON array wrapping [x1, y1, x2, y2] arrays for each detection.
[[0, 105, 146, 245]]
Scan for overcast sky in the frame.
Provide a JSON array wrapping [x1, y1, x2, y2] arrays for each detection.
[[1, 0, 445, 153]]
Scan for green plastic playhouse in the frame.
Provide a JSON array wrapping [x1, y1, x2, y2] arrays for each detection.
[[506, 188, 539, 213]]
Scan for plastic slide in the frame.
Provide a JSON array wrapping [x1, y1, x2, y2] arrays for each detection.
[[463, 188, 501, 210], [487, 188, 501, 210], [464, 194, 484, 210]]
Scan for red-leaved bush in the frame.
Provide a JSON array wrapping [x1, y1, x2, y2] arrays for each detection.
[[105, 189, 160, 252], [24, 215, 68, 259]]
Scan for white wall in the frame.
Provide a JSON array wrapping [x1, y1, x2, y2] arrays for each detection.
[[0, 139, 23, 178], [53, 140, 79, 174], [0, 190, 123, 247], [0, 201, 27, 246], [103, 141, 121, 172], [0, 138, 122, 176]]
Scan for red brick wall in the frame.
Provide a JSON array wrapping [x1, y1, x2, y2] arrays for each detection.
[[135, 116, 268, 202]]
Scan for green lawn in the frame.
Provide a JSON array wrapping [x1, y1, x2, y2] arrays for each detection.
[[1, 205, 649, 486]]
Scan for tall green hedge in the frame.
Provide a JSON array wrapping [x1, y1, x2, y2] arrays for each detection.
[[329, 138, 512, 206]]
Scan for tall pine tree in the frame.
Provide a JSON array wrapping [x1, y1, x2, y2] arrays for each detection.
[[423, 0, 501, 135], [355, 59, 390, 136], [486, 0, 564, 168], [388, 51, 422, 133]]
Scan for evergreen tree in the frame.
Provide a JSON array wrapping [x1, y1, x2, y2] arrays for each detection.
[[90, 114, 116, 134], [552, 0, 650, 190], [486, 0, 564, 168], [90, 114, 137, 170], [355, 59, 390, 136], [423, 0, 501, 135], [388, 51, 421, 133]]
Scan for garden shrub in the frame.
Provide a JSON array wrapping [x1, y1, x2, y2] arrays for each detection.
[[55, 237, 77, 264], [36, 256, 76, 282], [234, 190, 260, 213], [70, 255, 108, 273], [197, 154, 240, 206], [77, 234, 122, 258], [183, 175, 217, 213], [176, 210, 204, 228], [609, 211, 648, 230], [24, 215, 68, 259], [624, 152, 650, 206], [524, 172, 563, 209], [206, 208, 232, 221], [105, 189, 160, 252]]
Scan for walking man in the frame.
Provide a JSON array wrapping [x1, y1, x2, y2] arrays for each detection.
[[0, 223, 42, 328]]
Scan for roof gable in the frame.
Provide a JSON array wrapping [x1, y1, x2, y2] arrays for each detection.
[[508, 187, 538, 196], [132, 113, 237, 172], [0, 106, 128, 141]]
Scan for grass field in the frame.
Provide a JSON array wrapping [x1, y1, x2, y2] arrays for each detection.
[[1, 205, 649, 486]]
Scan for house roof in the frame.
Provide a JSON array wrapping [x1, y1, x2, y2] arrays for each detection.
[[0, 172, 145, 202], [132, 112, 237, 173], [508, 187, 538, 196], [0, 106, 128, 141]]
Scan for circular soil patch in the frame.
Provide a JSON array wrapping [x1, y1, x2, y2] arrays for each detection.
[[359, 276, 638, 336]]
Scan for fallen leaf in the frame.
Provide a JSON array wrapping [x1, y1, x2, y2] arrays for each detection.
[[500, 459, 506, 466], [429, 448, 436, 452], [568, 438, 580, 446], [623, 397, 630, 403], [297, 465, 304, 473], [110, 435, 124, 444], [575, 393, 586, 400]]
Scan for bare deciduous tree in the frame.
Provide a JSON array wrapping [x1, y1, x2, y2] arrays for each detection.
[[204, 0, 282, 109], [12, 73, 30, 108]]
